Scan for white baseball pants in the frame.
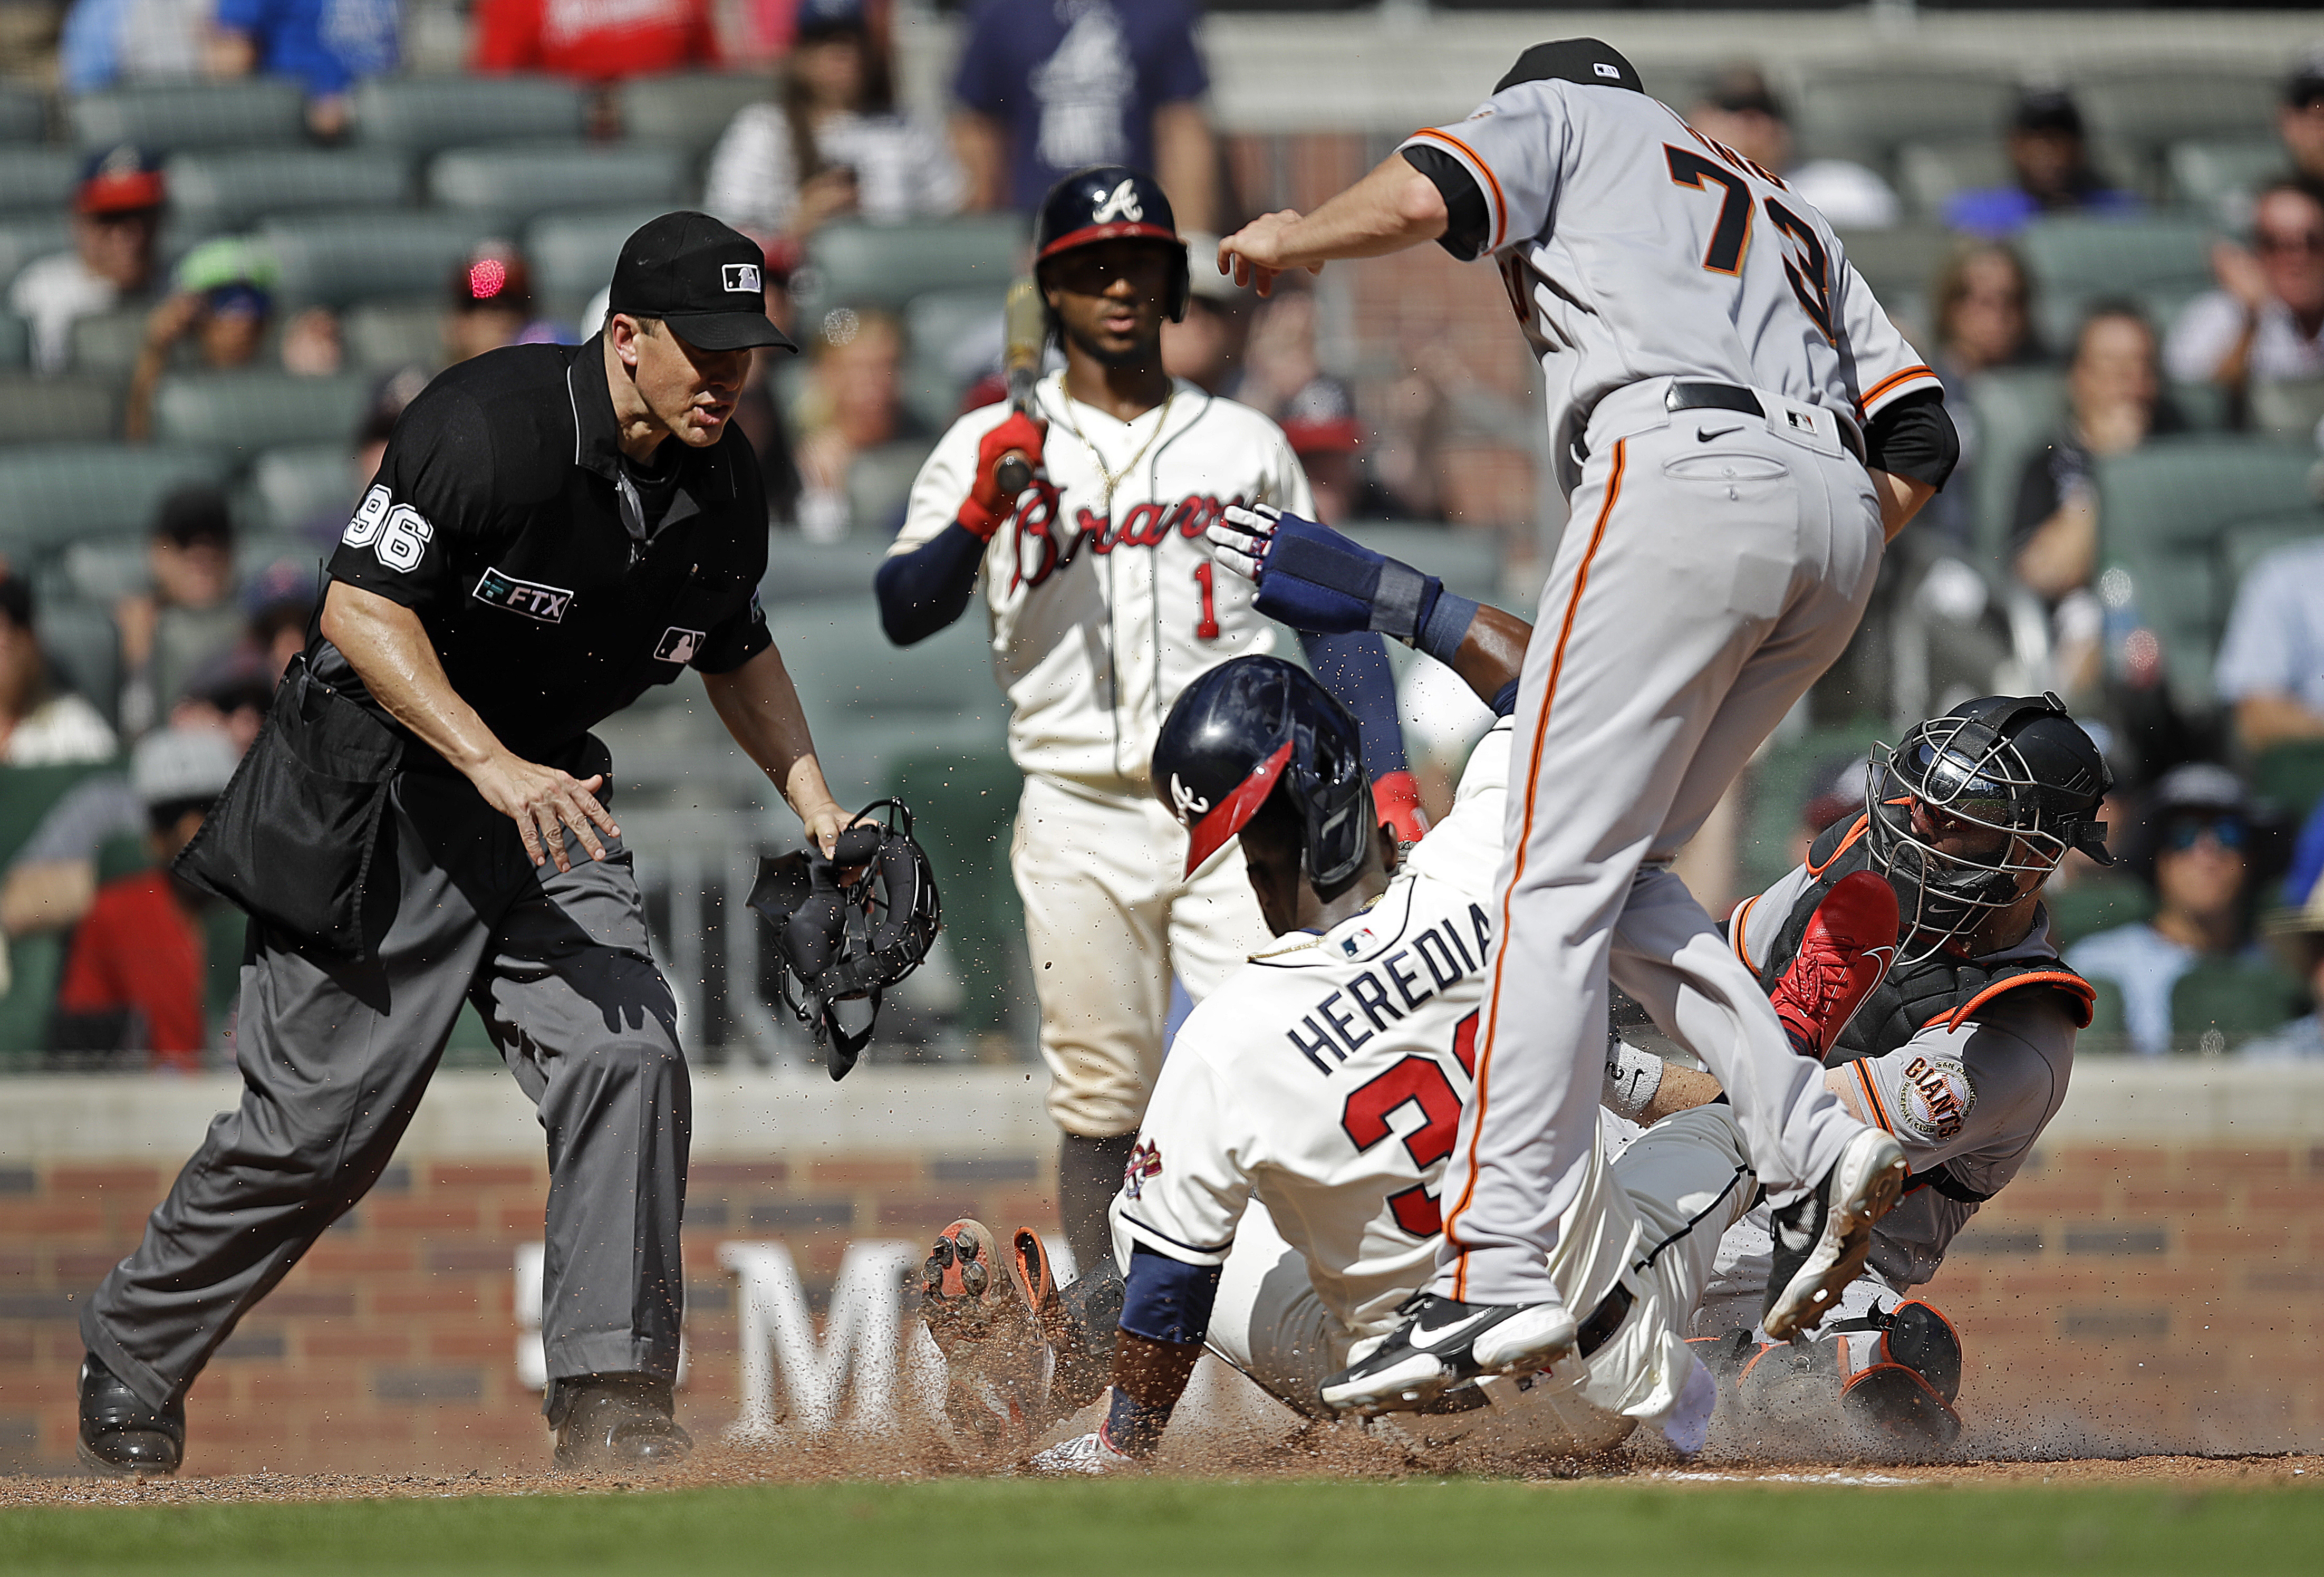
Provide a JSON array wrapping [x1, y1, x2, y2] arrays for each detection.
[[1435, 382, 1883, 1306], [1012, 772, 1269, 1137]]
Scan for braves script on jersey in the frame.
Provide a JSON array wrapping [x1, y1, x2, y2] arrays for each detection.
[[1400, 78, 1940, 480], [893, 373, 1313, 791]]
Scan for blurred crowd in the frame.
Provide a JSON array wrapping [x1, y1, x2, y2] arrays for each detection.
[[2, 4, 2323, 1064]]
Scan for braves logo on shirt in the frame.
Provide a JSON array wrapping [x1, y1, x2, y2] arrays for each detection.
[[1123, 1139, 1162, 1200], [1008, 484, 1246, 591]]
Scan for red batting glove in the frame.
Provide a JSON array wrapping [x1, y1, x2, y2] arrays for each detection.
[[956, 411, 1047, 540], [1373, 770, 1430, 854]]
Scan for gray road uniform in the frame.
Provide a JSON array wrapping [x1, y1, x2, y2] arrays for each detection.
[[1698, 834, 2083, 1338], [86, 339, 773, 1417], [1392, 50, 1957, 1306]]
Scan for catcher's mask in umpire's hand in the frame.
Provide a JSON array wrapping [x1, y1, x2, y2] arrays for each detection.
[[748, 799, 940, 1080]]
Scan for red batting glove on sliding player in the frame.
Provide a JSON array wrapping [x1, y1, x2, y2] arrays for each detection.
[[1767, 870, 1901, 1060], [956, 412, 1047, 540], [1373, 770, 1429, 853]]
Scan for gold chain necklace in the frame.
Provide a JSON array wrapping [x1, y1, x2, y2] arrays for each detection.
[[1057, 383, 1176, 518]]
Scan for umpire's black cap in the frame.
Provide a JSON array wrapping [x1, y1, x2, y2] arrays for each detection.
[[609, 211, 797, 353], [1496, 38, 1643, 97]]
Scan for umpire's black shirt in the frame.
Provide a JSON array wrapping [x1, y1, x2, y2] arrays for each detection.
[[316, 335, 773, 767]]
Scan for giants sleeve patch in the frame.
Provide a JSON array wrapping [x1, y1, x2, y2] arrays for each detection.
[[1896, 1054, 1974, 1143]]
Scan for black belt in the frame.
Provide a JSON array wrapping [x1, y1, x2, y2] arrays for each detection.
[[1665, 381, 1865, 464]]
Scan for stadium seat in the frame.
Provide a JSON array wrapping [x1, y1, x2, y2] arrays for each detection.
[[352, 75, 586, 155], [1893, 139, 2012, 220], [150, 369, 372, 452], [2167, 380, 2233, 433], [0, 214, 69, 290], [525, 205, 674, 319], [0, 85, 44, 144], [2219, 511, 2324, 596], [798, 215, 1029, 318], [1966, 367, 2067, 572], [429, 144, 691, 229], [247, 443, 358, 533], [2042, 877, 2153, 956], [2073, 70, 2281, 168], [64, 307, 154, 377], [892, 744, 1026, 1041], [262, 211, 497, 309], [165, 148, 412, 236], [39, 598, 122, 729], [1788, 69, 2018, 168], [1737, 722, 1889, 899], [69, 80, 306, 153], [341, 299, 446, 372], [0, 373, 120, 445], [761, 534, 889, 603], [763, 602, 1005, 804], [2166, 139, 2288, 218], [1345, 525, 1503, 607], [2080, 975, 2129, 1054], [847, 438, 937, 537], [2249, 379, 2324, 446], [0, 310, 26, 368], [46, 535, 150, 605], [2094, 437, 2321, 714], [2251, 741, 2324, 825], [2171, 954, 2306, 1052], [2017, 216, 2215, 355], [1830, 224, 1952, 306], [0, 443, 229, 550], [615, 72, 772, 157], [905, 286, 1008, 388], [0, 148, 78, 215]]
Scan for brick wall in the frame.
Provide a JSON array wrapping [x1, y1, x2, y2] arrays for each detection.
[[2, 1073, 2318, 1474]]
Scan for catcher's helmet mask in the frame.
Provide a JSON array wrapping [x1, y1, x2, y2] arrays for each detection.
[[747, 799, 940, 1081], [1034, 165, 1191, 324], [1864, 692, 2113, 963], [1152, 655, 1371, 896]]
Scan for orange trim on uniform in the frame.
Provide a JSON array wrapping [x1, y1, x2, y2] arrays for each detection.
[[1730, 894, 1762, 971], [1928, 969, 2097, 1033], [1853, 1060, 1896, 1135], [1856, 365, 1938, 412], [1409, 127, 1509, 252], [1806, 814, 1870, 880], [1443, 439, 1626, 1300]]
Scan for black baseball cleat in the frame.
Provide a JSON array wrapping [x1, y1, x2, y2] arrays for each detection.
[[551, 1374, 692, 1470], [77, 1352, 184, 1477], [1761, 1128, 1908, 1342], [1318, 1294, 1577, 1417]]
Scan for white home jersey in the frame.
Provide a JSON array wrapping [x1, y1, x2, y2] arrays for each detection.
[[1734, 862, 2080, 1286], [1117, 723, 1636, 1342], [893, 373, 1313, 793], [1399, 79, 1940, 481]]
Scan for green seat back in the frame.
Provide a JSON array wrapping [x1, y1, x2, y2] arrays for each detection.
[[0, 929, 65, 1060], [615, 73, 772, 157], [2250, 742, 2324, 825], [2018, 216, 2215, 354], [165, 148, 412, 235], [0, 373, 120, 445], [0, 444, 228, 552], [428, 144, 689, 228], [248, 443, 360, 534], [1790, 70, 2017, 166], [0, 86, 44, 145], [40, 601, 122, 729], [0, 148, 77, 215], [765, 602, 1005, 803], [1738, 723, 1888, 900], [2169, 955, 2307, 1052], [893, 746, 1026, 1041], [1895, 139, 2011, 220], [70, 81, 306, 152], [262, 211, 497, 310], [352, 76, 586, 155], [2075, 70, 2280, 165], [0, 215, 69, 289], [846, 438, 937, 537], [801, 215, 1029, 317], [2081, 975, 2130, 1054], [199, 901, 246, 1030], [2219, 512, 2324, 598], [0, 310, 24, 368], [762, 535, 892, 604], [525, 205, 676, 319], [1829, 223, 1953, 304], [66, 307, 156, 377], [1966, 367, 2065, 573], [2041, 878, 2153, 954], [151, 370, 373, 453], [2167, 139, 2288, 214], [340, 300, 445, 373], [2249, 380, 2324, 445]]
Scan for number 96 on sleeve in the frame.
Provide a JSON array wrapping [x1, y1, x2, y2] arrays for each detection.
[[342, 484, 436, 572]]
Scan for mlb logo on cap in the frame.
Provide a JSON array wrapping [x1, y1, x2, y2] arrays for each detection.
[[722, 262, 761, 295], [1594, 62, 1620, 79], [608, 211, 796, 352]]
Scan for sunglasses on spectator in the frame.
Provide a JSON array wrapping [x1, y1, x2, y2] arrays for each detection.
[[2163, 816, 2245, 852], [2254, 230, 2324, 256]]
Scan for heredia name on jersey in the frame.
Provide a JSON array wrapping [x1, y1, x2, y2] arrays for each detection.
[[1009, 485, 1248, 590], [1285, 902, 1494, 1075]]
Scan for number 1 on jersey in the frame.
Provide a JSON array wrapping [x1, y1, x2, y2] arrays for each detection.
[[1193, 560, 1220, 640]]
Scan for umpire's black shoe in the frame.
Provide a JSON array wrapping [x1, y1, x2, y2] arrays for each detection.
[[551, 1374, 692, 1470], [77, 1353, 184, 1477]]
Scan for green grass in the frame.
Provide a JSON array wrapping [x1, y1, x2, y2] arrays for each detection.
[[3, 1478, 2319, 1575]]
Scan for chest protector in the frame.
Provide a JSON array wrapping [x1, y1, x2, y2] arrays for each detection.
[[1756, 817, 2096, 1072]]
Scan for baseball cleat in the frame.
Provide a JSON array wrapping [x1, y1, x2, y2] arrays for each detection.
[[76, 1353, 184, 1477], [919, 1218, 1046, 1452], [1027, 1424, 1141, 1475], [1761, 1128, 1908, 1342], [1770, 870, 1899, 1061], [1318, 1294, 1577, 1417]]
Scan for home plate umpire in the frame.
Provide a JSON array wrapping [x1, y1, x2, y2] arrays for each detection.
[[75, 212, 856, 1474]]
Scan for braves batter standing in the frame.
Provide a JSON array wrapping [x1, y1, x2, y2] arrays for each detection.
[[1218, 39, 1962, 1408], [76, 213, 851, 1474], [879, 166, 1415, 1272]]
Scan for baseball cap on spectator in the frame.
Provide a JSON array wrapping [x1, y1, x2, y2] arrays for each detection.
[[242, 559, 315, 624], [2132, 762, 2253, 880], [1703, 65, 1788, 123], [796, 0, 866, 42], [451, 242, 534, 315], [0, 570, 33, 632], [2285, 55, 2324, 110], [357, 366, 430, 449], [77, 145, 166, 215], [131, 726, 239, 814], [1278, 376, 1363, 457], [153, 484, 234, 549], [609, 211, 796, 352], [2011, 87, 2086, 138], [174, 237, 278, 316]]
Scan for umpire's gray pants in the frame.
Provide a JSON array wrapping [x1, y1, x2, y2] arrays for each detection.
[[83, 765, 689, 1412]]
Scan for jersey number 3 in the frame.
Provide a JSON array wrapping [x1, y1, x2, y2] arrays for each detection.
[[1338, 1011, 1478, 1237], [1664, 146, 1836, 342]]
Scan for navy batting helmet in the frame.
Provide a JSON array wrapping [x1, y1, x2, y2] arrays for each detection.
[[1153, 655, 1370, 888], [1035, 165, 1190, 322]]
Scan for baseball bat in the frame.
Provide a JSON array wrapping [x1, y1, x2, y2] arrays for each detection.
[[994, 277, 1044, 497]]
